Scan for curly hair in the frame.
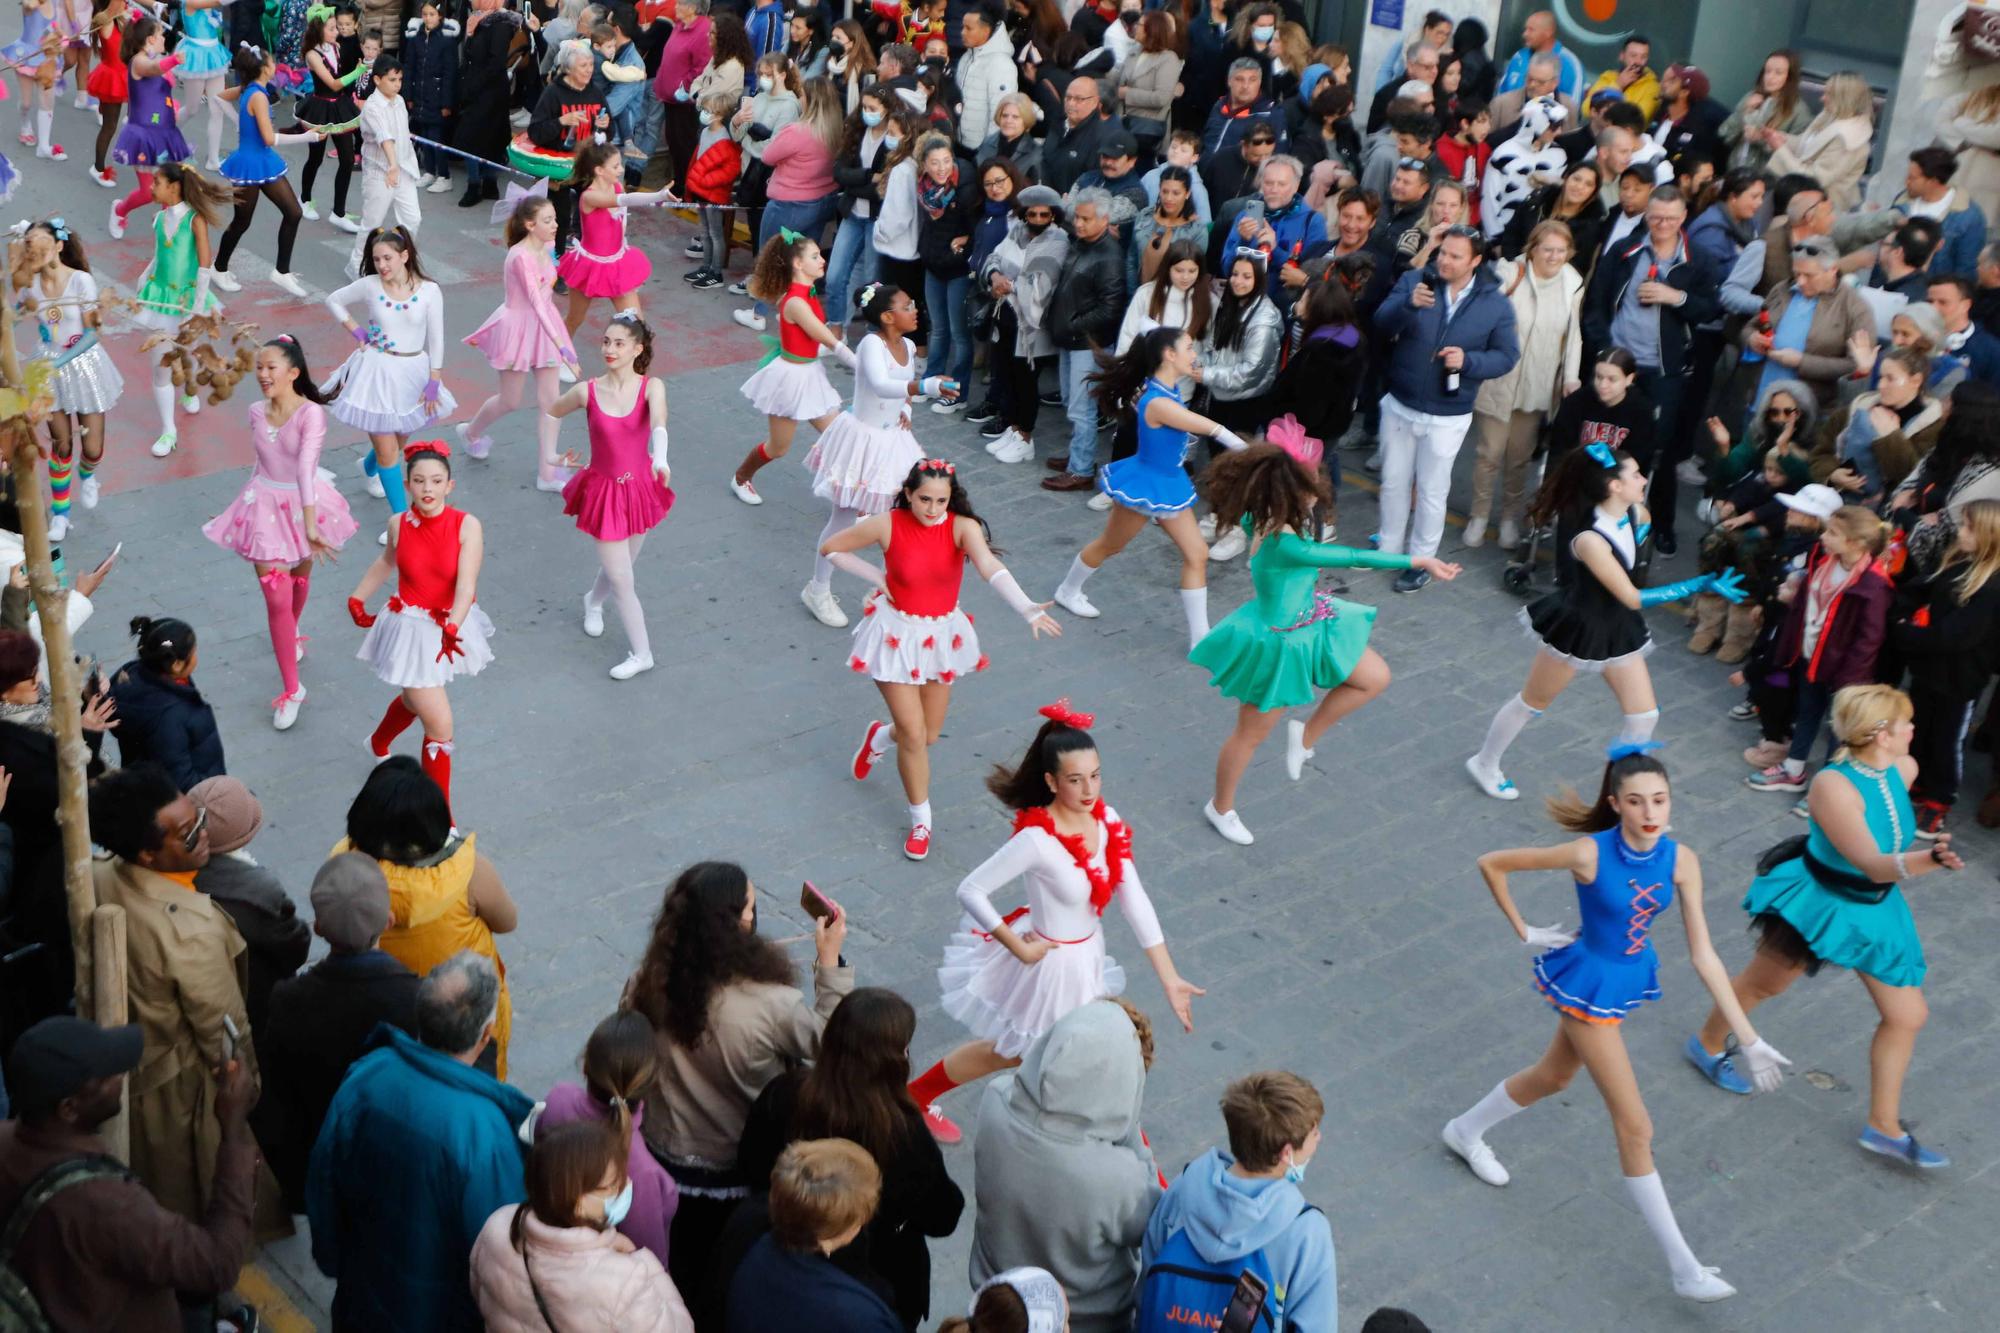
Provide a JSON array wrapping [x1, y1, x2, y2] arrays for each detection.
[[747, 230, 821, 305], [627, 862, 795, 1049], [1203, 444, 1330, 543]]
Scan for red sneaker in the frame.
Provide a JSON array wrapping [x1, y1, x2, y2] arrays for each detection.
[[903, 824, 931, 861], [920, 1102, 962, 1144], [852, 720, 887, 781]]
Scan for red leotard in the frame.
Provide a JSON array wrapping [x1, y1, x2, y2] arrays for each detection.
[[778, 282, 823, 361], [395, 506, 468, 615], [884, 509, 964, 617]]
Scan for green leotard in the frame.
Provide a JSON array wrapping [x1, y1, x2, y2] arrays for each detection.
[[137, 209, 223, 321]]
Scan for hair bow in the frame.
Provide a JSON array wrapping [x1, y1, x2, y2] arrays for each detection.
[[1038, 698, 1095, 729], [238, 41, 264, 58], [305, 2, 336, 21], [917, 457, 954, 474], [489, 175, 549, 226], [1606, 739, 1664, 761], [857, 281, 880, 308], [779, 226, 804, 245], [1584, 441, 1617, 469], [46, 217, 69, 243], [403, 439, 450, 462], [1264, 413, 1323, 470]]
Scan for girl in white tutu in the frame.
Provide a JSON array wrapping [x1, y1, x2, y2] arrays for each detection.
[[201, 336, 360, 731], [729, 227, 857, 506], [11, 216, 121, 542], [798, 280, 957, 629], [129, 162, 234, 459], [459, 191, 582, 491], [347, 441, 490, 811], [905, 702, 1204, 1143], [323, 225, 456, 529], [820, 459, 1060, 863]]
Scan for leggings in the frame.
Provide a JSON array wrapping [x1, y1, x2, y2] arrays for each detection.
[[812, 505, 863, 587], [93, 103, 123, 172], [588, 532, 650, 659], [302, 131, 358, 215], [994, 306, 1041, 436], [215, 177, 305, 274]]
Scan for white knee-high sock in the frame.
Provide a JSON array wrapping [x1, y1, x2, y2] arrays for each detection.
[[1616, 709, 1661, 748], [1625, 1171, 1704, 1283], [1451, 1080, 1527, 1142], [35, 108, 53, 151], [150, 368, 176, 433], [1179, 586, 1210, 648], [1056, 554, 1095, 601], [1475, 693, 1543, 771]]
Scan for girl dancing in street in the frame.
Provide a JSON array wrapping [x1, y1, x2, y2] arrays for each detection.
[[201, 336, 359, 729], [209, 43, 327, 299], [129, 161, 233, 457], [460, 190, 581, 489], [11, 216, 122, 541], [731, 228, 856, 506], [106, 15, 188, 236], [821, 459, 1059, 862], [4, 0, 65, 160], [82, 0, 127, 187], [545, 312, 673, 681], [1441, 749, 1790, 1303], [906, 702, 1204, 1143], [554, 141, 676, 334]]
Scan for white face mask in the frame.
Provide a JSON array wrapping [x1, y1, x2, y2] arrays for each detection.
[[1252, 25, 1275, 44], [760, 74, 778, 92], [602, 1178, 634, 1227], [883, 135, 901, 150], [698, 110, 714, 125]]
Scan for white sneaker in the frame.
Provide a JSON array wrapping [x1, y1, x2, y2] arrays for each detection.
[[108, 200, 125, 239], [1465, 755, 1520, 801], [149, 430, 177, 458], [47, 514, 69, 542], [329, 214, 361, 234], [301, 201, 321, 221], [416, 172, 435, 187], [1198, 512, 1218, 540], [1672, 1266, 1737, 1303], [800, 581, 848, 627], [376, 529, 388, 546], [426, 176, 454, 194], [1462, 515, 1487, 548], [582, 594, 605, 637], [36, 145, 67, 162], [1053, 586, 1099, 618], [1209, 525, 1247, 561], [1285, 720, 1313, 780], [272, 687, 306, 731], [359, 454, 386, 498], [1497, 519, 1520, 549], [1204, 800, 1254, 845], [729, 476, 763, 506], [609, 652, 655, 681], [1441, 1119, 1510, 1186], [181, 393, 200, 415], [993, 432, 1034, 464], [1087, 491, 1114, 511], [984, 429, 1014, 456], [732, 309, 766, 331], [270, 271, 308, 298], [208, 269, 242, 293], [77, 475, 100, 510], [536, 467, 573, 493]]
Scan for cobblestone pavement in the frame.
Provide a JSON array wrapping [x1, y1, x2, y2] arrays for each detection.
[[12, 141, 1999, 1331]]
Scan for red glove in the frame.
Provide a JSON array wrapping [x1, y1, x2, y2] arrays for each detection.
[[436, 621, 464, 663], [347, 596, 377, 628]]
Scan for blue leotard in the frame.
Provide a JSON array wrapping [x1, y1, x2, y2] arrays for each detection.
[[1100, 378, 1197, 517], [219, 81, 287, 184], [1532, 827, 1678, 1024]]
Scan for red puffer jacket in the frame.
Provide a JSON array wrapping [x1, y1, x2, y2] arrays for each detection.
[[686, 136, 743, 205]]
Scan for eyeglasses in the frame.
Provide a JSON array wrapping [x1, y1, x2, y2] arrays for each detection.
[[181, 806, 208, 853], [1023, 208, 1054, 220]]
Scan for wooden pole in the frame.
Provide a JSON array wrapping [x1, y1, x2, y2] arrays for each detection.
[[90, 904, 129, 1163]]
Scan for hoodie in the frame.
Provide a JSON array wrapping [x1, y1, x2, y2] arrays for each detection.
[[969, 1000, 1160, 1333], [1140, 1146, 1337, 1333]]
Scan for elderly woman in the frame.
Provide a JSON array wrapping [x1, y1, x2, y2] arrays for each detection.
[[1702, 377, 1820, 496], [1847, 303, 1953, 400], [977, 92, 1043, 184], [978, 183, 1070, 464], [1763, 71, 1875, 213], [1740, 236, 1872, 410]]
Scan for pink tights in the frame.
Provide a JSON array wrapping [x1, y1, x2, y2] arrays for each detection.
[[259, 570, 309, 699]]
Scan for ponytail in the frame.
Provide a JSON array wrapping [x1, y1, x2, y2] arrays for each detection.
[[582, 1010, 657, 1150]]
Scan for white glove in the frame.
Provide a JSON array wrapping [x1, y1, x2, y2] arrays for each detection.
[[829, 340, 857, 370], [987, 568, 1042, 622], [648, 426, 669, 472], [919, 375, 952, 398], [1211, 426, 1247, 452], [193, 267, 215, 314], [274, 130, 322, 147], [827, 551, 887, 589], [1738, 1037, 1792, 1094], [1520, 922, 1576, 950]]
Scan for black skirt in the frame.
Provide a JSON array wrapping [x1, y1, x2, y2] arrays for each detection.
[[295, 89, 357, 127], [1521, 594, 1652, 669]]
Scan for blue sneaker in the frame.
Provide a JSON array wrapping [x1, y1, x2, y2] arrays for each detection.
[[1684, 1035, 1752, 1095], [1858, 1126, 1950, 1168]]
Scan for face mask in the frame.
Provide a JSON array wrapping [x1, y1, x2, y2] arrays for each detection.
[[760, 75, 778, 92], [1118, 11, 1138, 27], [602, 1179, 635, 1227], [698, 110, 714, 125], [1026, 218, 1052, 236], [862, 108, 884, 127], [1283, 1158, 1309, 1185], [1252, 25, 1275, 43], [883, 135, 901, 150]]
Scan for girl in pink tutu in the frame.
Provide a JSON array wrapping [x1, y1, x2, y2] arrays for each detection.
[[459, 191, 582, 491], [546, 312, 673, 682], [555, 142, 676, 335], [730, 228, 856, 506], [201, 336, 360, 732]]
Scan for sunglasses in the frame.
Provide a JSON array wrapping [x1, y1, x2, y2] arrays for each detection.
[[1023, 208, 1054, 220], [1767, 406, 1800, 417], [181, 806, 208, 853]]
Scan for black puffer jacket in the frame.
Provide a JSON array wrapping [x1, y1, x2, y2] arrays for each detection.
[[1046, 231, 1128, 350], [916, 179, 981, 277], [109, 662, 225, 791], [400, 19, 460, 125]]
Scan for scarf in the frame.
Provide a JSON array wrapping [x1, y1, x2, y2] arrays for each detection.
[[919, 168, 958, 221], [0, 681, 52, 733], [1010, 799, 1130, 916]]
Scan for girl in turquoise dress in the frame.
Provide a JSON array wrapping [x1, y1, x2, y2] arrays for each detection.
[[1690, 684, 1965, 1169], [1189, 434, 1460, 846]]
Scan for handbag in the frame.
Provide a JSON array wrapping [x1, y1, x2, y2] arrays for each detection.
[[1755, 834, 1892, 905]]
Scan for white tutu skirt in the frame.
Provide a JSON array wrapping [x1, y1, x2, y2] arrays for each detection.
[[938, 915, 1124, 1058], [740, 357, 842, 422], [805, 415, 922, 513], [847, 599, 985, 684], [356, 603, 495, 688], [48, 344, 125, 415], [326, 348, 459, 436]]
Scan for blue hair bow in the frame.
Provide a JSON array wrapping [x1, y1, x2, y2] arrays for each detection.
[[1606, 740, 1664, 761], [1585, 441, 1617, 469]]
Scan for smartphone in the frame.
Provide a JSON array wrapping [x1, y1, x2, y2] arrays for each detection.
[[1219, 1271, 1267, 1333], [1241, 198, 1266, 225], [96, 542, 122, 572], [800, 882, 839, 923], [221, 1014, 240, 1065]]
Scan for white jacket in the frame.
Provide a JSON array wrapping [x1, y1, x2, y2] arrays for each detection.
[[1474, 257, 1583, 418], [956, 29, 1018, 150], [873, 158, 922, 260]]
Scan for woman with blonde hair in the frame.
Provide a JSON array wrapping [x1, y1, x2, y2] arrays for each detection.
[[976, 92, 1043, 183], [1689, 685, 1963, 1171], [1892, 499, 2000, 837], [1763, 71, 1875, 212], [734, 75, 846, 332]]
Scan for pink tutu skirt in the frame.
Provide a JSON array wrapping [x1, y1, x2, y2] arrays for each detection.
[[847, 598, 984, 685], [562, 467, 675, 541], [937, 916, 1123, 1058], [201, 472, 359, 563], [556, 242, 651, 299], [804, 415, 921, 514], [356, 603, 496, 688], [464, 307, 571, 372]]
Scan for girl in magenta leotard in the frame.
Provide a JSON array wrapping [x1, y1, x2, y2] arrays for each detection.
[[201, 337, 360, 731], [554, 142, 674, 335], [546, 312, 673, 682], [819, 460, 1059, 862], [460, 192, 582, 491]]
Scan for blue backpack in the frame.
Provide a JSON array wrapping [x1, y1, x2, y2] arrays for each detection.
[[1133, 1201, 1320, 1332]]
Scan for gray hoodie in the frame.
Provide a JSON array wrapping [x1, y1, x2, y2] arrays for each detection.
[[969, 1001, 1161, 1333]]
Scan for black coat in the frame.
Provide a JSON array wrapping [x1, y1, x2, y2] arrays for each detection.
[[108, 662, 225, 792], [1047, 231, 1127, 350], [1269, 323, 1366, 446], [255, 952, 420, 1212], [1039, 111, 1119, 195], [832, 132, 888, 219], [1894, 568, 2000, 699], [1495, 186, 1607, 272], [193, 854, 310, 1036], [0, 717, 106, 1034], [916, 183, 980, 276], [401, 23, 460, 125], [455, 8, 525, 163], [1580, 233, 1720, 377]]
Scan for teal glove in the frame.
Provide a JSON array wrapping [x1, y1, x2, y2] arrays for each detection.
[[1638, 569, 1743, 608], [1709, 568, 1748, 604]]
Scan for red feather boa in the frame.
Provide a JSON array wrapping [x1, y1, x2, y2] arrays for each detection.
[[1011, 799, 1131, 917]]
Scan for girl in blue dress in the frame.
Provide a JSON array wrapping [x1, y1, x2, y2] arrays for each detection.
[[1689, 684, 1964, 1169], [1048, 326, 1246, 653], [1442, 749, 1791, 1304], [209, 43, 326, 299]]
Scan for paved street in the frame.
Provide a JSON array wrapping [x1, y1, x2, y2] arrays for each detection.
[[9, 133, 2000, 1332]]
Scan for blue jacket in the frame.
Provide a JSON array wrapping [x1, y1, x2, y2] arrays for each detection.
[[1373, 264, 1521, 417], [399, 20, 459, 122], [1199, 95, 1287, 170], [307, 1024, 532, 1332], [1140, 1147, 1337, 1333], [746, 0, 786, 60], [727, 1234, 902, 1333], [1496, 41, 1586, 104], [1927, 195, 1988, 279], [108, 660, 225, 792], [1942, 322, 2000, 389]]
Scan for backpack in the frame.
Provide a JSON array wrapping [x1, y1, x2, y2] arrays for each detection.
[[1133, 1200, 1320, 1332], [0, 1154, 132, 1333]]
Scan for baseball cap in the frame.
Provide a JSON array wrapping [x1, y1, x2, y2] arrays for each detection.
[[310, 852, 393, 952], [1778, 483, 1844, 519], [1100, 128, 1138, 160], [6, 1017, 143, 1118]]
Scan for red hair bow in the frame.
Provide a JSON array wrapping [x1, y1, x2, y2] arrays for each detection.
[[403, 439, 451, 462], [1038, 697, 1095, 729]]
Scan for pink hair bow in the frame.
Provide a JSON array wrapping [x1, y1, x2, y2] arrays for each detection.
[[1266, 414, 1324, 470]]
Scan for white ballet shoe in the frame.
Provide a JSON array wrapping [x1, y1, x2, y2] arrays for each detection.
[[1465, 755, 1520, 801], [729, 476, 763, 506], [582, 594, 604, 638], [181, 393, 200, 415], [272, 687, 306, 731], [359, 454, 386, 498], [149, 430, 177, 458], [208, 269, 242, 293], [1441, 1119, 1509, 1187], [1285, 720, 1313, 780], [47, 515, 69, 543], [77, 475, 99, 509], [455, 423, 493, 461], [1052, 587, 1099, 619], [1204, 800, 1254, 845], [1672, 1266, 1737, 1303], [107, 200, 126, 239], [609, 652, 655, 681]]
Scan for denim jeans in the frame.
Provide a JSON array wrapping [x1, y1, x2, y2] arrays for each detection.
[[632, 95, 664, 161], [754, 194, 839, 317], [1057, 348, 1099, 476], [823, 214, 877, 330], [923, 272, 972, 396]]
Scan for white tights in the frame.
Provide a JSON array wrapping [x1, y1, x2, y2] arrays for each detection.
[[811, 505, 864, 588], [586, 533, 649, 659], [16, 76, 53, 144], [148, 342, 175, 434], [178, 74, 227, 165], [468, 368, 562, 473]]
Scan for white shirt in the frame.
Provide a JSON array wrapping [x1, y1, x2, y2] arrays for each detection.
[[359, 91, 418, 174], [1903, 188, 1953, 222], [851, 332, 916, 430], [955, 804, 1164, 949]]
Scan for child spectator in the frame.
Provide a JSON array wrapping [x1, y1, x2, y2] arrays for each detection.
[[1141, 130, 1213, 223], [1691, 452, 1803, 655], [593, 18, 648, 162], [684, 90, 746, 290], [1434, 99, 1492, 226], [400, 4, 460, 195], [346, 55, 423, 274]]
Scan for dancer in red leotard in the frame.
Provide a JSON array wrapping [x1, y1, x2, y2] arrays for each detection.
[[348, 441, 491, 807], [820, 459, 1060, 861], [730, 229, 856, 506]]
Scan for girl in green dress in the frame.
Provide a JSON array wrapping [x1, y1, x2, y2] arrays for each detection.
[[1190, 431, 1461, 846]]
